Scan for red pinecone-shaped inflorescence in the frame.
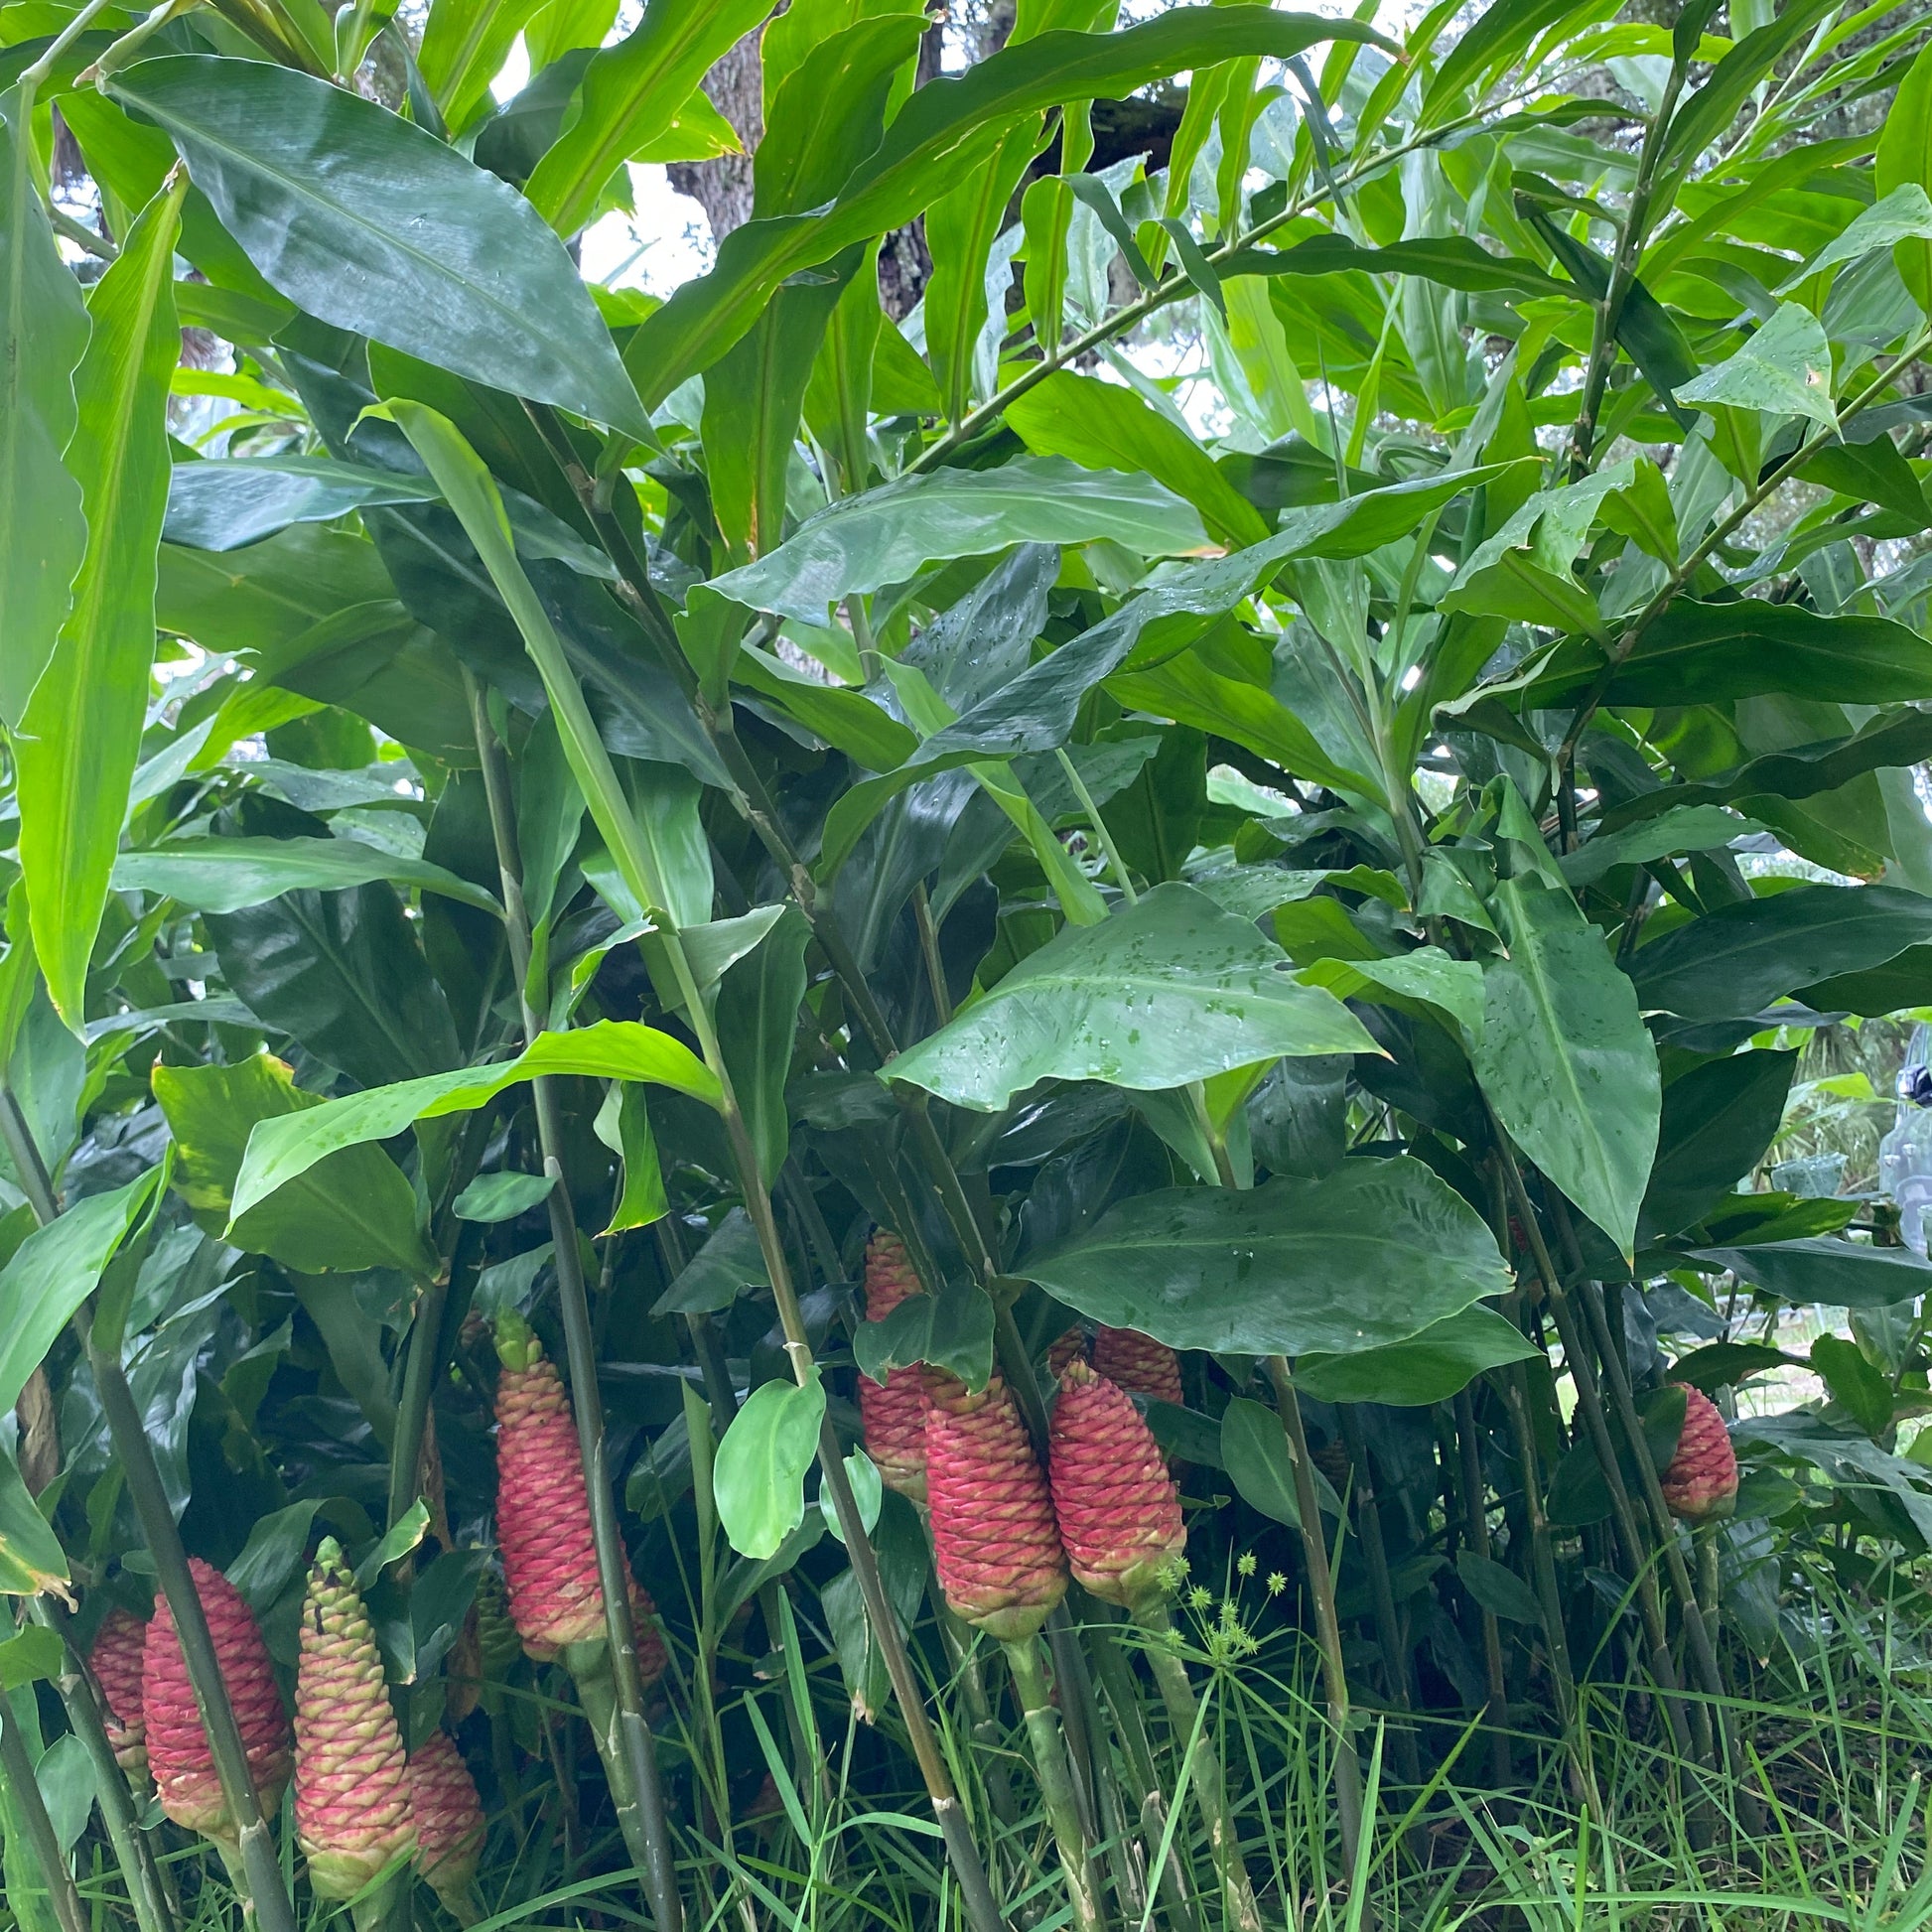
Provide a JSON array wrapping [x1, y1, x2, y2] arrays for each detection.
[[1048, 1361, 1187, 1606], [494, 1314, 607, 1659], [858, 1229, 930, 1503], [1046, 1326, 1089, 1379], [925, 1372, 1067, 1640], [295, 1539, 416, 1899], [410, 1729, 485, 1905], [1092, 1327, 1184, 1409], [142, 1559, 291, 1840], [90, 1605, 148, 1775], [1662, 1386, 1738, 1522]]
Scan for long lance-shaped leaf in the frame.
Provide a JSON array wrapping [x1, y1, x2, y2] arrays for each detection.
[[17, 173, 184, 1024], [0, 81, 88, 732], [622, 6, 1388, 407], [229, 1020, 720, 1222]]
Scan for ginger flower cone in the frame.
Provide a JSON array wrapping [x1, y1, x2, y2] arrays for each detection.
[[857, 1229, 929, 1503], [89, 1605, 149, 1776], [142, 1557, 291, 1851], [1091, 1326, 1184, 1409], [1048, 1359, 1187, 1607], [924, 1372, 1066, 1641], [1662, 1385, 1739, 1522], [295, 1538, 415, 1903], [410, 1729, 485, 1923]]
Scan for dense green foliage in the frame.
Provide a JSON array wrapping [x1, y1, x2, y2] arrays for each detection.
[[5, 0, 1932, 1923]]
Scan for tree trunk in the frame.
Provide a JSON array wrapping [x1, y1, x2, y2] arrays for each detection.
[[666, 26, 764, 242]]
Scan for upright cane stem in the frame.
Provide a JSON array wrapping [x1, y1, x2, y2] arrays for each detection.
[[1001, 1636, 1109, 1932], [467, 677, 683, 1931], [0, 1637, 90, 1932]]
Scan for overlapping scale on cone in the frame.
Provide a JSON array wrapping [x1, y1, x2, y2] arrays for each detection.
[[1662, 1386, 1738, 1522], [142, 1559, 291, 1840], [858, 1229, 930, 1503], [90, 1605, 148, 1774], [295, 1539, 415, 1898], [925, 1372, 1066, 1640], [410, 1728, 485, 1905], [1048, 1360, 1187, 1605], [1092, 1326, 1184, 1409]]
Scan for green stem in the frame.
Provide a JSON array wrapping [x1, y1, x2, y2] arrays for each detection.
[[1261, 1354, 1366, 1877], [1001, 1637, 1108, 1932], [0, 1075, 299, 1932], [467, 676, 683, 1931], [387, 1272, 449, 1535], [0, 1663, 89, 1932], [1450, 1389, 1511, 1789], [33, 1599, 178, 1932], [1337, 1406, 1420, 1789], [1128, 1600, 1263, 1932]]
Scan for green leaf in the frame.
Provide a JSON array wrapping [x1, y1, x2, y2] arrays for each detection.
[[354, 1498, 431, 1587], [649, 1206, 768, 1316], [418, 0, 556, 133], [819, 1449, 883, 1545], [110, 57, 648, 440], [154, 1053, 438, 1279], [1296, 1306, 1540, 1406], [113, 836, 502, 915], [1007, 371, 1270, 548], [1783, 184, 1932, 289], [0, 1448, 66, 1595], [851, 1288, 995, 1393], [0, 1168, 164, 1417], [717, 908, 808, 1189], [1641, 1050, 1797, 1240], [884, 882, 1373, 1111], [1874, 45, 1932, 308], [1810, 1334, 1893, 1440], [1677, 303, 1837, 432], [1219, 1396, 1300, 1527], [623, 6, 1386, 405], [706, 456, 1209, 621], [452, 1171, 555, 1222], [714, 1367, 826, 1562], [1455, 1551, 1543, 1627], [1475, 882, 1659, 1258], [163, 457, 433, 552], [0, 1624, 63, 1690], [1219, 232, 1571, 299], [1687, 1238, 1932, 1310], [1669, 1340, 1803, 1392], [1021, 1156, 1512, 1356], [1629, 884, 1932, 1019], [16, 175, 182, 1025], [524, 0, 772, 235], [1560, 806, 1765, 888], [0, 81, 88, 731], [230, 1020, 719, 1224], [1528, 602, 1932, 710], [223, 1499, 322, 1613], [592, 1083, 667, 1234]]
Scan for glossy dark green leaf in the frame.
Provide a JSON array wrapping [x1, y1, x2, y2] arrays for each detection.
[[650, 1206, 768, 1316], [110, 57, 648, 438], [452, 1171, 555, 1222], [707, 456, 1208, 621], [717, 908, 809, 1189], [623, 7, 1386, 404], [1668, 1340, 1803, 1392], [1296, 1305, 1539, 1406], [1022, 1156, 1512, 1356], [1530, 603, 1932, 710], [207, 879, 464, 1090], [153, 1053, 436, 1279], [1640, 1050, 1797, 1241], [1688, 1237, 1932, 1310], [1455, 1551, 1542, 1626], [1220, 1396, 1301, 1527], [17, 176, 181, 1024], [1475, 882, 1660, 1258], [114, 836, 501, 914], [852, 1288, 995, 1394], [1810, 1334, 1893, 1439], [1630, 885, 1932, 1019], [886, 882, 1374, 1111], [1678, 303, 1836, 431], [0, 81, 88, 730], [1560, 806, 1763, 888], [1220, 232, 1570, 298], [163, 457, 433, 552], [0, 1445, 67, 1594]]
